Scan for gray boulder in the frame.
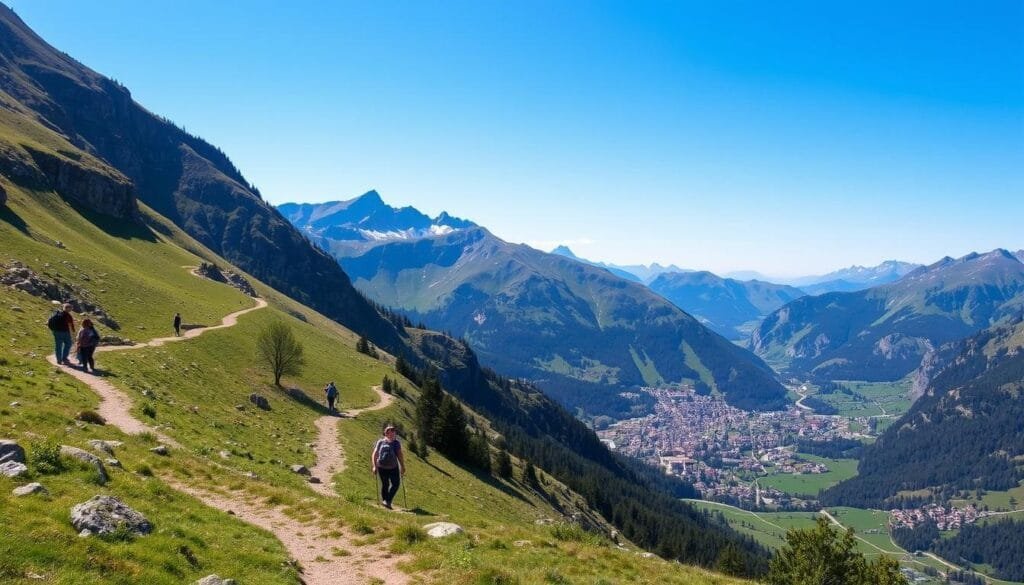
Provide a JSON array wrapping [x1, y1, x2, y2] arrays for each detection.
[[61, 445, 109, 482], [0, 460, 28, 478], [0, 439, 25, 464], [89, 440, 123, 456], [12, 482, 47, 496], [195, 574, 237, 585], [249, 393, 270, 410], [424, 522, 465, 538], [70, 495, 152, 536], [149, 445, 169, 456]]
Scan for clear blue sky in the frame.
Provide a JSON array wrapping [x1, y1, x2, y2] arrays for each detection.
[[9, 1, 1023, 276]]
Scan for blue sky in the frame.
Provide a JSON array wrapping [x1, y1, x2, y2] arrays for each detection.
[[9, 1, 1023, 276]]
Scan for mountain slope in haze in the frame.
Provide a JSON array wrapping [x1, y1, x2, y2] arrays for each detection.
[[823, 318, 1024, 509], [282, 196, 789, 417], [550, 245, 644, 283], [0, 4, 403, 350], [648, 271, 806, 340], [752, 250, 1024, 381], [791, 260, 921, 295]]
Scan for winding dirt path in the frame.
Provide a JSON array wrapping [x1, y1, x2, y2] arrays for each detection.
[[308, 385, 395, 497], [48, 289, 409, 584]]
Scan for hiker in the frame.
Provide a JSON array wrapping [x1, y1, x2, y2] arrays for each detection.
[[324, 381, 338, 412], [173, 312, 182, 336], [47, 303, 76, 365], [371, 424, 405, 509], [75, 318, 101, 373]]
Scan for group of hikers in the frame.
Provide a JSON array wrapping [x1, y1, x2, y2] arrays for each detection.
[[47, 303, 100, 373], [47, 305, 185, 374], [324, 381, 407, 509]]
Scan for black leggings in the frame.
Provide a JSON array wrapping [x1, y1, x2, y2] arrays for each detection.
[[378, 467, 400, 504], [79, 346, 96, 371]]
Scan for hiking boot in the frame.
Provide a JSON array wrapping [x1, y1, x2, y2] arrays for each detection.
[[383, 501, 392, 509]]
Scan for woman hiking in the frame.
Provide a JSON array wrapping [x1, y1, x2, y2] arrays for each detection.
[[75, 318, 100, 373], [371, 424, 405, 509]]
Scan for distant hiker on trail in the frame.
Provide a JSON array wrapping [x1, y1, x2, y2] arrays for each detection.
[[324, 381, 338, 413], [47, 303, 75, 365], [75, 318, 100, 373], [173, 312, 182, 336], [371, 424, 405, 509]]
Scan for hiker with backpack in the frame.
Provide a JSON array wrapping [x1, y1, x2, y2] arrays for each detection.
[[47, 303, 76, 365], [324, 381, 338, 413], [371, 424, 405, 509], [75, 318, 101, 373]]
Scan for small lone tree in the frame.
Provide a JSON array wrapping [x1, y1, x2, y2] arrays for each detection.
[[257, 321, 305, 385], [495, 449, 513, 479]]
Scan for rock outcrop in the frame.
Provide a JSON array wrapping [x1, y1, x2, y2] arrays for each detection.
[[1, 261, 119, 329], [0, 460, 28, 477], [60, 445, 109, 482], [424, 522, 464, 538], [12, 482, 46, 496], [196, 263, 258, 297], [70, 495, 152, 536]]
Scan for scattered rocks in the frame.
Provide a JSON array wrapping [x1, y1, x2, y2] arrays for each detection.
[[60, 445, 109, 482], [424, 522, 464, 538], [290, 464, 310, 476], [0, 460, 29, 478], [243, 471, 259, 480], [195, 575, 237, 585], [99, 335, 134, 347], [513, 540, 533, 547], [88, 439, 122, 455], [0, 439, 26, 464], [12, 482, 47, 496], [70, 495, 152, 536], [196, 262, 258, 298], [249, 394, 270, 411], [106, 458, 122, 468], [219, 450, 231, 460], [0, 261, 119, 329], [149, 445, 169, 456]]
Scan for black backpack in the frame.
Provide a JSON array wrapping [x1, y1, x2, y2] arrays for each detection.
[[46, 310, 64, 331], [377, 440, 398, 469]]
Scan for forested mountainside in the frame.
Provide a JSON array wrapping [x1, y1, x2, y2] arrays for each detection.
[[0, 5, 403, 350], [823, 318, 1024, 509], [753, 250, 1024, 381], [284, 196, 789, 417]]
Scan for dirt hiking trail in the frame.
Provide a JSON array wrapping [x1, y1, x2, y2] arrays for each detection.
[[48, 288, 409, 584]]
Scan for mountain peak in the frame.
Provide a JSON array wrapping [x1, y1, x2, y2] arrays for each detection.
[[551, 245, 578, 259]]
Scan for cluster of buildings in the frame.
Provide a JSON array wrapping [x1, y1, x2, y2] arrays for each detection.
[[596, 386, 856, 504], [889, 504, 981, 530]]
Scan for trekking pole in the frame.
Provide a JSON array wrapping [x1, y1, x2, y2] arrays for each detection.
[[402, 475, 409, 510]]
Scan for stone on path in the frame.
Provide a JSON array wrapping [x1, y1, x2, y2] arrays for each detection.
[[290, 464, 310, 476], [12, 482, 47, 496], [423, 522, 464, 538], [1, 460, 29, 478], [248, 393, 270, 410], [307, 476, 321, 484], [0, 439, 26, 464], [70, 495, 152, 536], [60, 446, 109, 482], [195, 576, 237, 585]]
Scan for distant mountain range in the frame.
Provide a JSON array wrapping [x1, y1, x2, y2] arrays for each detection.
[[280, 195, 788, 417], [790, 260, 922, 295], [647, 272, 806, 341], [823, 317, 1024, 509], [752, 249, 1024, 381]]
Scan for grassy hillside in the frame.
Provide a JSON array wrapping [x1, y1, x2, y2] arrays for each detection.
[[1, 181, 754, 583]]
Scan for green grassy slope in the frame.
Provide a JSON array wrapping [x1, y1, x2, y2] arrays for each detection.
[[1, 184, 752, 584]]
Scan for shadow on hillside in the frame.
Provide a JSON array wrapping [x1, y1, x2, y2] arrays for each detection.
[[70, 201, 158, 242], [0, 204, 30, 236], [281, 386, 331, 415]]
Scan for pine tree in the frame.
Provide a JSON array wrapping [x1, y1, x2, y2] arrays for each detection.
[[495, 449, 513, 479], [415, 376, 444, 445], [434, 395, 469, 461], [522, 461, 538, 487]]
